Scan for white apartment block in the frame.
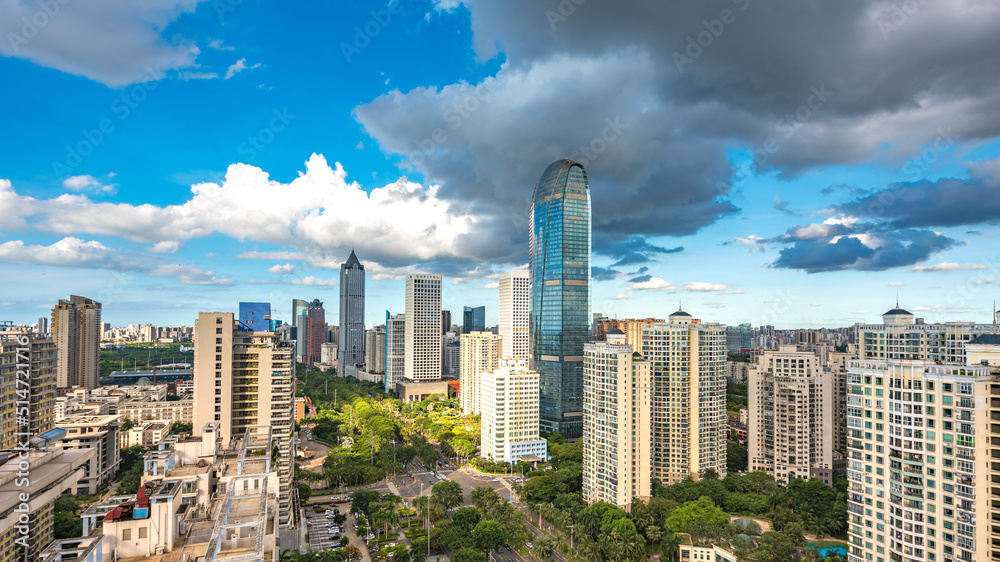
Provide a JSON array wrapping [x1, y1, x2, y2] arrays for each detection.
[[641, 310, 727, 484], [405, 274, 443, 381], [748, 345, 835, 484], [582, 331, 652, 509], [459, 331, 502, 415], [480, 359, 547, 463], [498, 269, 530, 360], [55, 414, 122, 494]]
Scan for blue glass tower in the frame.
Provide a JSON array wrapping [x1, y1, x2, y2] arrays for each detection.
[[238, 302, 271, 332], [462, 306, 486, 333], [529, 159, 591, 438]]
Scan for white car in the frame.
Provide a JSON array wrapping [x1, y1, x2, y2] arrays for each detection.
[[492, 478, 500, 482]]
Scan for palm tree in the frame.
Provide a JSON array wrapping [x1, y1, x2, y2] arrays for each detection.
[[662, 532, 681, 562], [533, 536, 555, 561]]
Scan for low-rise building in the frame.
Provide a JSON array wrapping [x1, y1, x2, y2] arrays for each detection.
[[55, 414, 122, 494], [116, 396, 193, 425]]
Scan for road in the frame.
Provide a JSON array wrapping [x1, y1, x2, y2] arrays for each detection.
[[297, 427, 331, 472]]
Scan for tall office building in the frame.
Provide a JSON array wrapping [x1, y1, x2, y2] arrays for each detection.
[[385, 312, 406, 392], [529, 159, 591, 438], [36, 316, 48, 335], [479, 359, 548, 463], [51, 295, 101, 389], [305, 299, 325, 366], [192, 311, 294, 525], [339, 250, 366, 372], [404, 274, 442, 381], [748, 345, 835, 484], [291, 298, 310, 363], [582, 330, 652, 509], [463, 306, 485, 333], [499, 269, 530, 360], [459, 331, 502, 415], [365, 325, 386, 374], [642, 309, 727, 484], [442, 310, 452, 335]]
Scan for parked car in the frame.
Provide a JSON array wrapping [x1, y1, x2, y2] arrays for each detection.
[[492, 478, 500, 482]]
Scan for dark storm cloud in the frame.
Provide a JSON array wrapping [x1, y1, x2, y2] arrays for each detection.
[[629, 274, 653, 283], [837, 176, 1000, 229], [772, 228, 958, 273], [593, 234, 684, 267], [354, 0, 1000, 267]]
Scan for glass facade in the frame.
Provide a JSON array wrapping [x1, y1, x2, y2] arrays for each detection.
[[463, 305, 486, 332], [529, 159, 591, 438]]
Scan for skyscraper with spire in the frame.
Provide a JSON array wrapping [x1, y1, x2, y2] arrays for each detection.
[[529, 159, 591, 438], [338, 250, 365, 373]]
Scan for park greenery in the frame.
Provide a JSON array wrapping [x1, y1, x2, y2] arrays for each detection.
[[99, 341, 191, 378], [292, 365, 846, 561]]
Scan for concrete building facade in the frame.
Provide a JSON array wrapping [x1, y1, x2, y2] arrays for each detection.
[[385, 313, 406, 392], [339, 250, 366, 372], [51, 295, 101, 389]]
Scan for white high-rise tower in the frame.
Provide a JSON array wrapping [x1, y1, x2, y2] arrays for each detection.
[[499, 269, 530, 360]]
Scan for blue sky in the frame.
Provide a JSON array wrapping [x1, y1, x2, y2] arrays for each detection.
[[1, 0, 999, 330]]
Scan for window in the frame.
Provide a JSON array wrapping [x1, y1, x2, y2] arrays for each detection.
[[123, 529, 132, 540], [139, 527, 147, 539]]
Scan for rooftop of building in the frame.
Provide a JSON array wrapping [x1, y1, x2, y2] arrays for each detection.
[[56, 413, 121, 427], [883, 308, 913, 315], [606, 328, 625, 335], [968, 333, 1000, 345], [38, 535, 105, 562]]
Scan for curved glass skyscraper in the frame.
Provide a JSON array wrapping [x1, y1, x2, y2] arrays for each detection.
[[529, 159, 591, 438]]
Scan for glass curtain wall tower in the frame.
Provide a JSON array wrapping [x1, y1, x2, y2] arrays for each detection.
[[529, 159, 591, 438], [338, 250, 366, 373]]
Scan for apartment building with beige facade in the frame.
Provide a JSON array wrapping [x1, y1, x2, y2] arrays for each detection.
[[479, 359, 547, 463], [748, 345, 835, 484], [582, 330, 652, 509], [641, 309, 727, 484], [498, 269, 530, 361]]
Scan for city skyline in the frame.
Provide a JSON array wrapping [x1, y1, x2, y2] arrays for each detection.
[[1, 1, 998, 330]]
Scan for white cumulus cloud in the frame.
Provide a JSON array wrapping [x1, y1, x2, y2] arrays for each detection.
[[629, 277, 675, 291], [910, 262, 987, 272], [268, 263, 296, 274]]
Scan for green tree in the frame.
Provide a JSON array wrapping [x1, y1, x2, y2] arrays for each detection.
[[453, 506, 481, 531], [431, 480, 463, 511], [471, 519, 507, 553], [664, 496, 729, 534], [450, 547, 486, 562], [294, 482, 312, 502], [350, 489, 382, 517], [533, 536, 555, 561]]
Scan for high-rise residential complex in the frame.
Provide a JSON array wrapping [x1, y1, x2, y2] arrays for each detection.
[[582, 330, 652, 509], [499, 269, 530, 360], [856, 305, 1000, 363], [305, 299, 325, 366], [846, 359, 993, 562], [479, 359, 548, 463], [365, 325, 386, 374], [385, 312, 406, 393], [405, 274, 442, 381], [642, 309, 727, 484], [529, 159, 591, 438], [339, 250, 366, 372], [51, 295, 101, 389], [463, 306, 486, 333], [748, 345, 835, 484], [36, 316, 48, 334], [192, 311, 294, 525], [442, 310, 452, 335], [459, 331, 502, 415], [291, 298, 310, 363], [827, 348, 853, 452], [238, 301, 271, 332]]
